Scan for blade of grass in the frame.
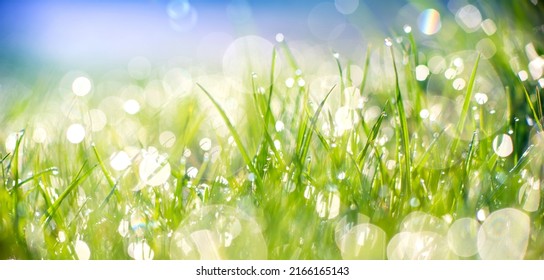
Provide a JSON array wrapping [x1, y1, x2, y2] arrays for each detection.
[[520, 82, 544, 132], [359, 44, 371, 94], [388, 44, 412, 200], [196, 83, 263, 187], [451, 54, 481, 155], [41, 162, 97, 227]]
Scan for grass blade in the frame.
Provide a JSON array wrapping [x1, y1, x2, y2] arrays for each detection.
[[197, 83, 263, 186]]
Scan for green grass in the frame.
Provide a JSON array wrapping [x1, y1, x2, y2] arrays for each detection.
[[1, 2, 544, 260]]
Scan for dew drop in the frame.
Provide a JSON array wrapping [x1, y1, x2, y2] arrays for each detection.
[[384, 38, 393, 47], [492, 134, 513, 157]]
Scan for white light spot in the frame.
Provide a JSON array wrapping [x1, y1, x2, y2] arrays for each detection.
[[118, 220, 129, 237], [5, 132, 18, 153], [275, 121, 285, 132], [138, 147, 171, 188], [128, 241, 154, 260], [159, 131, 176, 148], [297, 78, 306, 87], [481, 19, 497, 36], [123, 99, 141, 115], [58, 231, 66, 243], [456, 5, 482, 31], [452, 78, 466, 90], [199, 138, 212, 151], [492, 134, 513, 157], [419, 109, 430, 119], [72, 76, 92, 97], [403, 24, 412, 33], [110, 151, 131, 171], [275, 33, 284, 43], [415, 65, 430, 81], [285, 77, 295, 88], [66, 124, 85, 144], [474, 92, 489, 105], [187, 167, 198, 179], [518, 70, 529, 81], [75, 240, 91, 260], [444, 68, 457, 79], [384, 38, 393, 47]]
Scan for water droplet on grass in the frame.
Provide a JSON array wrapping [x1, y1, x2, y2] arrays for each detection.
[[492, 134, 513, 157], [403, 24, 412, 33], [384, 38, 393, 47]]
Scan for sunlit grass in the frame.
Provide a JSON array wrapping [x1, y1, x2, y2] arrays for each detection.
[[1, 1, 544, 260]]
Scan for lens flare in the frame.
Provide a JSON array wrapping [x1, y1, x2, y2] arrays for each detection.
[[418, 9, 441, 35]]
